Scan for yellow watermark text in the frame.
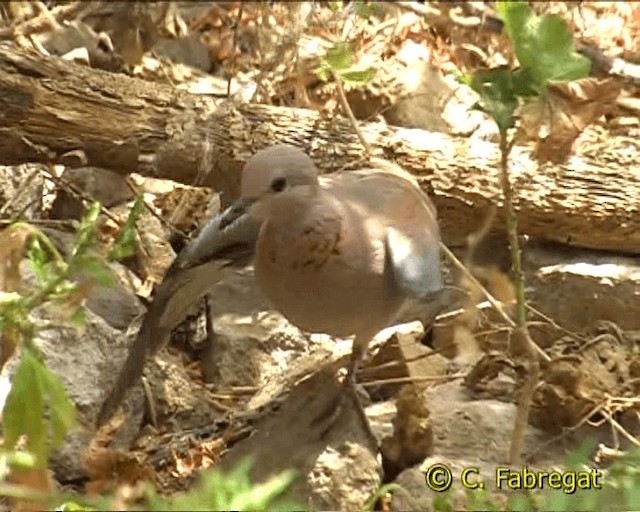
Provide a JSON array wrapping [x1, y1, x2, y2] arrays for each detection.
[[423, 464, 604, 494], [495, 467, 603, 494]]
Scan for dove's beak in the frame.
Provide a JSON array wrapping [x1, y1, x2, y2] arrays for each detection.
[[219, 197, 254, 230]]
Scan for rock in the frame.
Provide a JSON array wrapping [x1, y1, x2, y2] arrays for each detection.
[[391, 457, 510, 511], [123, 204, 176, 284], [85, 273, 145, 330], [387, 380, 571, 509], [425, 381, 546, 460], [153, 33, 212, 71], [381, 384, 434, 480], [524, 242, 640, 334], [0, 164, 44, 219], [201, 266, 317, 388], [0, 307, 143, 483], [49, 167, 134, 220], [142, 347, 226, 430], [218, 368, 381, 510], [39, 228, 145, 330]]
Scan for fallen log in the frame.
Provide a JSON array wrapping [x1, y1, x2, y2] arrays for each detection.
[[0, 45, 638, 253]]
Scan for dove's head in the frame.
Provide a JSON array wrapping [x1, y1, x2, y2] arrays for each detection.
[[241, 144, 319, 221]]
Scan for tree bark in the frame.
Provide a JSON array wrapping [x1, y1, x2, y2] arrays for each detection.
[[0, 45, 638, 253]]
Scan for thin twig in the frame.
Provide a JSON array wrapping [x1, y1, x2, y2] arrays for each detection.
[[124, 178, 187, 239], [8, 199, 37, 224], [0, 218, 76, 228], [332, 69, 373, 156], [45, 168, 153, 261], [440, 243, 550, 362], [528, 400, 606, 460], [141, 375, 157, 428], [526, 304, 588, 344], [0, 168, 41, 218], [0, 2, 86, 39], [43, 169, 123, 229], [600, 408, 640, 448], [250, 3, 314, 103], [227, 2, 245, 98], [32, 1, 60, 31], [361, 373, 465, 387], [465, 204, 497, 264]]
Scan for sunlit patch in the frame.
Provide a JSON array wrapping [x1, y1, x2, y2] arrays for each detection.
[[540, 262, 640, 283]]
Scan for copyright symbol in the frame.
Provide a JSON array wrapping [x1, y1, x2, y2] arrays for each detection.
[[425, 463, 453, 492]]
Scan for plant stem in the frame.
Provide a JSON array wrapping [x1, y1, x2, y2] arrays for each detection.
[[332, 69, 372, 156], [497, 130, 541, 465], [498, 134, 526, 329]]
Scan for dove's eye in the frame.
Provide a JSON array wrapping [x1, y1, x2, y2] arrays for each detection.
[[270, 177, 287, 192]]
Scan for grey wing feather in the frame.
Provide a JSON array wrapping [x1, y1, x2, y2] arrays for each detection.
[[385, 231, 463, 326], [384, 227, 442, 300], [97, 204, 261, 426]]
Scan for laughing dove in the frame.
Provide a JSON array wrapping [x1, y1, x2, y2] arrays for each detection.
[[98, 144, 444, 428]]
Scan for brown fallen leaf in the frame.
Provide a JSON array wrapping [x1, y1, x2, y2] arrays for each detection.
[[170, 437, 224, 478], [0, 224, 38, 368], [8, 467, 54, 512], [84, 447, 155, 495], [84, 413, 154, 495], [518, 77, 621, 164]]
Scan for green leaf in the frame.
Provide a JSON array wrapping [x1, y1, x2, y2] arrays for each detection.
[[71, 202, 101, 259], [3, 349, 47, 467], [316, 65, 330, 82], [629, 484, 640, 511], [0, 293, 28, 333], [68, 307, 87, 327], [50, 279, 77, 299], [496, 1, 531, 41], [544, 489, 574, 511], [508, 492, 538, 511], [38, 361, 76, 448], [457, 73, 474, 88], [165, 457, 300, 512], [511, 68, 540, 97], [564, 437, 596, 470], [3, 348, 76, 468], [7, 450, 37, 471], [57, 502, 93, 512], [109, 194, 144, 260], [324, 42, 354, 71], [72, 254, 113, 287], [364, 483, 405, 511], [354, 1, 377, 20], [497, 1, 590, 87], [470, 68, 519, 132], [341, 68, 374, 85], [317, 42, 374, 85], [230, 469, 298, 510], [0, 291, 23, 305], [433, 492, 454, 512], [465, 489, 499, 511], [218, 458, 253, 507], [0, 450, 37, 483], [26, 239, 52, 285]]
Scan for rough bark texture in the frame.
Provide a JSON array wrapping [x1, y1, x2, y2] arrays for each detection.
[[0, 46, 638, 253]]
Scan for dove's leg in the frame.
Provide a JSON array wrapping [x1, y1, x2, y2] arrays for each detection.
[[313, 335, 378, 448], [344, 337, 379, 445]]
